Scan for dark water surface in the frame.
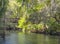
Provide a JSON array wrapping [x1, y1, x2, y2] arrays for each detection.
[[0, 32, 60, 44]]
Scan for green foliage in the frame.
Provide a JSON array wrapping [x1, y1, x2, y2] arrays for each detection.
[[33, 3, 45, 11], [0, 0, 60, 33], [16, 0, 60, 32], [37, 22, 44, 30], [45, 0, 51, 6], [48, 17, 56, 25], [17, 15, 26, 28]]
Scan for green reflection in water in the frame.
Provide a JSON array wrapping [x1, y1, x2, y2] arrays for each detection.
[[17, 32, 60, 44]]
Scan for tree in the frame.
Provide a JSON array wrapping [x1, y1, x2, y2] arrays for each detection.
[[0, 0, 8, 17]]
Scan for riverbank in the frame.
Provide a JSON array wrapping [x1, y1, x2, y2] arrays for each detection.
[[0, 26, 60, 36], [30, 29, 60, 36]]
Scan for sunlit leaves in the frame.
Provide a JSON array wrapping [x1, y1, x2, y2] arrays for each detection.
[[18, 18, 25, 28], [33, 3, 45, 11], [38, 22, 44, 29], [17, 14, 27, 28]]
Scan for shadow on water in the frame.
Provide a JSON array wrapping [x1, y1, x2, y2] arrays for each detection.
[[0, 35, 5, 44]]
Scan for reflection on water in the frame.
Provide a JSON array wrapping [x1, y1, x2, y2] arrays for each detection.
[[0, 32, 60, 44]]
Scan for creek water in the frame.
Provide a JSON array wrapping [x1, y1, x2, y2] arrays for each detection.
[[0, 32, 60, 44]]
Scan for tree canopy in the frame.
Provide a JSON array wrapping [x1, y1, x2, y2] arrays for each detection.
[[0, 0, 60, 33]]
